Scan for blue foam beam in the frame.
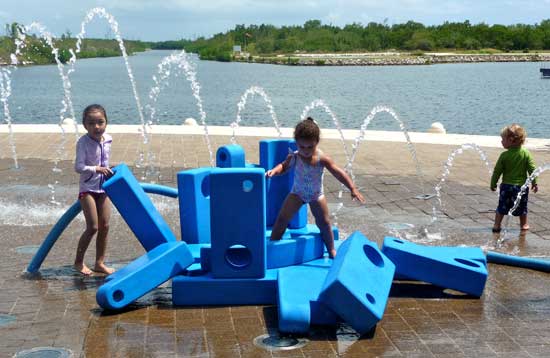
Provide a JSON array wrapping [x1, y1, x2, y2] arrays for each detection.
[[97, 241, 193, 310]]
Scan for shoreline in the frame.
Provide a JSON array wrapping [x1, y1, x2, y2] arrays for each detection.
[[236, 52, 550, 66], [2, 124, 549, 149]]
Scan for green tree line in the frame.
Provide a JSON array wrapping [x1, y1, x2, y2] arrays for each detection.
[[0, 23, 148, 65], [150, 19, 550, 61]]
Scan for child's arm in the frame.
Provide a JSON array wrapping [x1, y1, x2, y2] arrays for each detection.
[[74, 139, 96, 174], [320, 154, 366, 203], [490, 154, 504, 191], [266, 154, 293, 177]]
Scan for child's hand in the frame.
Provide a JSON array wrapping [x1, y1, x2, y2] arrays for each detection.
[[351, 189, 366, 204], [532, 183, 538, 193], [96, 166, 113, 177], [265, 169, 275, 177]]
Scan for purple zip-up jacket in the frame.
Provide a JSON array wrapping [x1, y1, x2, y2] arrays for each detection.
[[75, 133, 113, 193]]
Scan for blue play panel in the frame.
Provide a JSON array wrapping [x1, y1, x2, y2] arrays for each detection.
[[31, 140, 494, 336]]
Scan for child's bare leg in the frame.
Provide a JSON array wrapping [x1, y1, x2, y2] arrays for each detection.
[[94, 195, 114, 275], [270, 194, 303, 241], [74, 195, 98, 275], [309, 196, 336, 258], [520, 215, 529, 231], [493, 213, 504, 232]]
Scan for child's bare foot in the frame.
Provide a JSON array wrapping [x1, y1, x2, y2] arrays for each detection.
[[521, 225, 530, 231], [328, 249, 337, 259], [93, 262, 115, 275], [492, 226, 501, 233], [74, 263, 93, 276]]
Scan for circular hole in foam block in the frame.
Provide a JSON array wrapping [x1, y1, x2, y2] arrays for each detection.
[[242, 180, 254, 192], [201, 175, 210, 198], [454, 258, 480, 268], [363, 244, 384, 268], [225, 244, 252, 268], [218, 151, 227, 163], [366, 293, 376, 304], [113, 290, 124, 302]]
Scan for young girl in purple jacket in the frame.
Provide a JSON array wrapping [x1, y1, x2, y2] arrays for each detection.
[[74, 104, 114, 275]]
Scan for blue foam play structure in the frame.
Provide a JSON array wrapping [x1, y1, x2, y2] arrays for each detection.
[[172, 268, 279, 305], [381, 237, 488, 297], [320, 232, 395, 335], [40, 140, 550, 335], [103, 163, 176, 251], [260, 139, 307, 229], [177, 168, 212, 244], [96, 241, 193, 310], [277, 261, 338, 333], [209, 168, 267, 278]]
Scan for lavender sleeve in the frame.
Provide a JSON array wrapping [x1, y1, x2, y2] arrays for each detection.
[[74, 137, 96, 174]]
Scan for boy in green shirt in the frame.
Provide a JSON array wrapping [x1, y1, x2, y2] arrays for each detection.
[[490, 124, 538, 232]]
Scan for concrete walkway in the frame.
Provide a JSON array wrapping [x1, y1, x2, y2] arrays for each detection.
[[1, 128, 550, 357]]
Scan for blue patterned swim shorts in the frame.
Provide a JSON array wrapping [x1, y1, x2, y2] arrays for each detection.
[[496, 183, 529, 216]]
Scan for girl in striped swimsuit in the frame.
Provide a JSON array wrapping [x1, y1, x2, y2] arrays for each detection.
[[266, 117, 365, 258]]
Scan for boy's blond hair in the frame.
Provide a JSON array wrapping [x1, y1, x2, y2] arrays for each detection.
[[501, 123, 526, 146]]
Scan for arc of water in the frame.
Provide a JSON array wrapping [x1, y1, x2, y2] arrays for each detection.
[[139, 50, 209, 179], [230, 86, 282, 144], [507, 163, 550, 216], [0, 67, 19, 168], [345, 106, 423, 186], [431, 143, 492, 222], [300, 99, 350, 163], [145, 50, 214, 166], [495, 163, 550, 249]]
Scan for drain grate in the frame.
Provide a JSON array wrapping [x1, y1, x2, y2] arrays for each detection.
[[15, 347, 73, 358], [0, 314, 16, 327], [253, 333, 308, 351]]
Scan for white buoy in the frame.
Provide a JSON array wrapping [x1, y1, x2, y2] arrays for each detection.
[[428, 122, 446, 134], [183, 117, 198, 126]]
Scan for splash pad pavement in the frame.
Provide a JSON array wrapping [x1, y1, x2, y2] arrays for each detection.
[[1, 129, 550, 357]]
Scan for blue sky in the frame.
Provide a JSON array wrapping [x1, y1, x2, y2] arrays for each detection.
[[2, 0, 550, 41]]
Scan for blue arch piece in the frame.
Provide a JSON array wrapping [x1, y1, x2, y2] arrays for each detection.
[[27, 181, 179, 273], [486, 251, 550, 272]]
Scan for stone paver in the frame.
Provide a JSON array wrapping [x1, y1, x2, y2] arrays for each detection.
[[1, 132, 550, 357]]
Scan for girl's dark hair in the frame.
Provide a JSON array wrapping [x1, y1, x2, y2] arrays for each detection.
[[294, 117, 320, 142], [82, 104, 107, 124]]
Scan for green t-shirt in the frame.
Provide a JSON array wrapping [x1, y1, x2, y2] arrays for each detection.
[[490, 147, 537, 189]]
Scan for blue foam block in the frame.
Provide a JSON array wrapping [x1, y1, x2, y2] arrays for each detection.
[[97, 241, 193, 310], [103, 163, 176, 251], [216, 144, 245, 168], [260, 139, 307, 229], [381, 237, 487, 297], [320, 232, 395, 335], [172, 268, 278, 305], [200, 233, 326, 271], [210, 168, 266, 278], [393, 244, 486, 280], [177, 168, 212, 244], [277, 264, 338, 333]]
